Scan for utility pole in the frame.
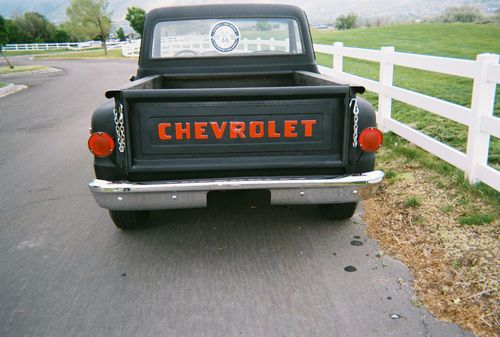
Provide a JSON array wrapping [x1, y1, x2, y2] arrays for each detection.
[[0, 45, 14, 69]]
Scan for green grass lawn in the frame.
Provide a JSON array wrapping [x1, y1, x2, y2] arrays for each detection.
[[0, 65, 50, 75], [312, 23, 500, 58], [4, 47, 123, 58], [312, 23, 500, 168], [0, 82, 7, 88], [4, 48, 73, 56], [35, 48, 124, 59]]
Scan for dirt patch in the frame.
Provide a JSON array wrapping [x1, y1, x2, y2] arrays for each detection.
[[364, 145, 499, 337]]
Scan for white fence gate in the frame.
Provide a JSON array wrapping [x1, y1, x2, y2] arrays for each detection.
[[122, 42, 141, 57], [314, 42, 500, 191]]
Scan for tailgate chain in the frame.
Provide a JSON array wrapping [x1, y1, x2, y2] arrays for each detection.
[[113, 103, 125, 153], [350, 98, 359, 148]]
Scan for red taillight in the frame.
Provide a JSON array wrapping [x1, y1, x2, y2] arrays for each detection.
[[88, 132, 115, 157], [358, 127, 383, 152]]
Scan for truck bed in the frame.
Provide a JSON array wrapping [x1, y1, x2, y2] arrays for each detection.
[[107, 71, 357, 91]]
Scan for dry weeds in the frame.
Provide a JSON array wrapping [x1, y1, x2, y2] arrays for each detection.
[[364, 146, 499, 337]]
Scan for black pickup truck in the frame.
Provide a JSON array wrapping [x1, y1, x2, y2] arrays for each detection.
[[88, 4, 384, 229]]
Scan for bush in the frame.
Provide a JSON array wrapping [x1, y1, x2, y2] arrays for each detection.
[[335, 13, 358, 30], [440, 6, 484, 23], [494, 9, 500, 24]]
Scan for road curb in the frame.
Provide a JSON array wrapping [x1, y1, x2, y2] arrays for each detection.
[[0, 67, 62, 78], [0, 83, 28, 98]]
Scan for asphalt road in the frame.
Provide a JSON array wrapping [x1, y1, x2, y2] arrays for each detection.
[[0, 57, 472, 337]]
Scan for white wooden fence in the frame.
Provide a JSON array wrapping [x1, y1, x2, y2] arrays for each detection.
[[121, 38, 299, 57], [315, 42, 499, 191], [3, 41, 103, 51]]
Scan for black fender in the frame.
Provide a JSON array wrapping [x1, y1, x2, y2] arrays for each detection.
[[91, 99, 115, 135], [348, 96, 377, 174], [90, 99, 127, 180]]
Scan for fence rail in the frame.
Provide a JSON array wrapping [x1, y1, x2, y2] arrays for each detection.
[[314, 42, 499, 191], [120, 38, 296, 58]]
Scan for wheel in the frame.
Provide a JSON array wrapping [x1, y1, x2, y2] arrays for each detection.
[[108, 210, 150, 230], [319, 202, 358, 220]]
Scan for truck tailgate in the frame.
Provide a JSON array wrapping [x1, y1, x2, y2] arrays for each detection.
[[117, 86, 354, 175]]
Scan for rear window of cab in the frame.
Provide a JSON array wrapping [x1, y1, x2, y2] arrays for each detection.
[[151, 18, 304, 58]]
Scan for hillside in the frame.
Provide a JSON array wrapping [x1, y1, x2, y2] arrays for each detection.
[[313, 23, 500, 59]]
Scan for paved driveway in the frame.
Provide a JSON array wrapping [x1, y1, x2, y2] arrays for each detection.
[[0, 57, 471, 337]]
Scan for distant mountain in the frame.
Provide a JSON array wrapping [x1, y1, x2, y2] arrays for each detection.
[[1, 0, 498, 25]]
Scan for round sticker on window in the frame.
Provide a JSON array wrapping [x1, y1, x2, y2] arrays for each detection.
[[210, 21, 240, 53]]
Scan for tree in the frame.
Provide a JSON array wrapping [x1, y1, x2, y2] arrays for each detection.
[[66, 0, 112, 54], [52, 29, 71, 43], [0, 15, 7, 46], [11, 12, 56, 43], [335, 13, 358, 30], [125, 7, 145, 37], [5, 19, 19, 44], [256, 21, 272, 31], [116, 27, 126, 41]]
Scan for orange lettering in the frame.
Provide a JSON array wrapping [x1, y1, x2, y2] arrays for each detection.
[[284, 120, 298, 138], [210, 122, 227, 139], [268, 121, 280, 138], [175, 122, 191, 140], [194, 122, 208, 140], [301, 120, 317, 137], [249, 121, 264, 138], [229, 121, 246, 139], [158, 123, 172, 140]]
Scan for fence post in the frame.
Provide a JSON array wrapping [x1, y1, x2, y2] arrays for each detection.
[[332, 42, 343, 74], [270, 37, 275, 51], [465, 53, 499, 184], [377, 46, 395, 132]]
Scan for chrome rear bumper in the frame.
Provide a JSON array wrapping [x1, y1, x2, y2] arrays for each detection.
[[89, 170, 384, 211]]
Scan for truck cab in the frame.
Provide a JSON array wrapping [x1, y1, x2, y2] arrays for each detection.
[[88, 4, 384, 229]]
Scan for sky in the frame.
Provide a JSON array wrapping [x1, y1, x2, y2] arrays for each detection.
[[0, 0, 498, 24]]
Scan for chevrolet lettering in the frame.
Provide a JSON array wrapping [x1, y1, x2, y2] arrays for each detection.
[[88, 4, 384, 229], [157, 120, 317, 140]]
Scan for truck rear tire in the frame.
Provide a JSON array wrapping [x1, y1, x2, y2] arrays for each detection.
[[109, 210, 150, 230], [319, 202, 357, 220]]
